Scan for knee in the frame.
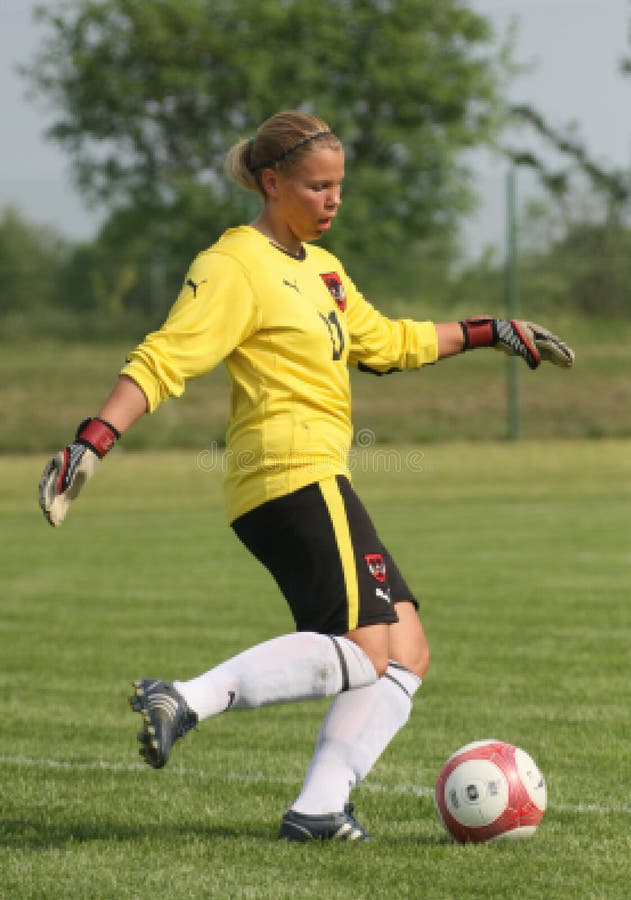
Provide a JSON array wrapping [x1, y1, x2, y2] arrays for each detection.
[[342, 625, 390, 679], [348, 634, 431, 681], [396, 638, 430, 680], [370, 653, 390, 679], [366, 644, 429, 680], [410, 640, 430, 680]]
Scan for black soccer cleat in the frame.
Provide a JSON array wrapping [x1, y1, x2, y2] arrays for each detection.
[[129, 678, 198, 769], [279, 803, 369, 842]]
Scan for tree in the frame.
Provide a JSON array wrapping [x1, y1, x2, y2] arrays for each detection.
[[519, 209, 631, 318], [0, 206, 67, 314], [25, 0, 509, 301]]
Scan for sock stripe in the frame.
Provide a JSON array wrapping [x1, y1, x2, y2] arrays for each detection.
[[387, 660, 408, 673], [384, 661, 421, 699], [329, 636, 350, 692], [384, 671, 412, 698]]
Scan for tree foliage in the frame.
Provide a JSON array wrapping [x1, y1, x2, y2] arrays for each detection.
[[520, 216, 631, 318], [26, 0, 508, 297], [0, 207, 68, 313]]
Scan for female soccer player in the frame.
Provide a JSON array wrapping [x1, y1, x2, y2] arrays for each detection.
[[39, 110, 574, 841]]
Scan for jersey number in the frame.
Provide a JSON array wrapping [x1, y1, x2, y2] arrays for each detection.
[[319, 310, 345, 361]]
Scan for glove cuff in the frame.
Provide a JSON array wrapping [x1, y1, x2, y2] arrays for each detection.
[[460, 317, 498, 351], [76, 417, 120, 458]]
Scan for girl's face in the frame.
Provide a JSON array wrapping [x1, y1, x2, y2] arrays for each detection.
[[265, 146, 344, 245]]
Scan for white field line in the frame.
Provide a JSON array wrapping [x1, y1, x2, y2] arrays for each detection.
[[1, 754, 629, 815]]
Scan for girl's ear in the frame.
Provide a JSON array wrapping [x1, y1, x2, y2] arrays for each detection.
[[260, 167, 279, 198]]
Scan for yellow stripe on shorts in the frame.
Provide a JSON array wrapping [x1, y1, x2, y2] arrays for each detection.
[[319, 477, 359, 631]]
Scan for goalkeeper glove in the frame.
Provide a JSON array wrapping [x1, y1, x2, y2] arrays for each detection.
[[459, 318, 575, 369], [39, 417, 120, 527]]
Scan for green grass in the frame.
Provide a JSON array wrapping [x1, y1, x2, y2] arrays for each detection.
[[1, 441, 630, 898]]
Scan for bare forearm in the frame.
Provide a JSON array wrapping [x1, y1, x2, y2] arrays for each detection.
[[435, 322, 465, 359], [97, 375, 148, 435]]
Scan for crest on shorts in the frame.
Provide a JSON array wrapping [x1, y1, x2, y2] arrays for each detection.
[[320, 272, 346, 311], [365, 552, 387, 583]]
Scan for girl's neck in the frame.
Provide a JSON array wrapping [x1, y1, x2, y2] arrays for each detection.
[[251, 213, 302, 258]]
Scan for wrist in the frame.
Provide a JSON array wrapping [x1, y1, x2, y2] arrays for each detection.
[[76, 417, 120, 458], [459, 317, 498, 351]]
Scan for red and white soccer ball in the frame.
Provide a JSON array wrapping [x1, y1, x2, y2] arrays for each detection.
[[435, 739, 547, 843]]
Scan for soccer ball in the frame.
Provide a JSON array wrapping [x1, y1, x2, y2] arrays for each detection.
[[434, 739, 547, 843]]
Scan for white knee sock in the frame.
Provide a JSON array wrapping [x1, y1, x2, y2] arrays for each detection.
[[173, 632, 377, 721], [291, 661, 421, 815]]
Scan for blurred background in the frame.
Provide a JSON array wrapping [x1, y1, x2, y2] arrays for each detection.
[[1, 0, 630, 450]]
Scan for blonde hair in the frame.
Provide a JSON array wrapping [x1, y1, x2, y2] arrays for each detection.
[[225, 110, 342, 195]]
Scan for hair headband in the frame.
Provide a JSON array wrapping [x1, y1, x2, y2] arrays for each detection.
[[251, 130, 332, 172]]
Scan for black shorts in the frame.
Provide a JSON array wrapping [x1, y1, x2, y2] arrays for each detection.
[[231, 475, 418, 635]]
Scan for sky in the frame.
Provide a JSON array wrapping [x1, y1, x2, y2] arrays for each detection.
[[1, 0, 629, 253]]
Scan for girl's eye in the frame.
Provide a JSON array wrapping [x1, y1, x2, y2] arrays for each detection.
[[311, 182, 343, 192]]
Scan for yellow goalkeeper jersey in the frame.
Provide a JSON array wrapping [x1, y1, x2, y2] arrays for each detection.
[[121, 226, 438, 522]]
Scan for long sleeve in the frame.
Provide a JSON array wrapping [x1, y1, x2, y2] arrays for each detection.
[[345, 277, 438, 374], [120, 251, 262, 411]]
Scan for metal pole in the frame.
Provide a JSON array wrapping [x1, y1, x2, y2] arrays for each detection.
[[506, 167, 520, 441]]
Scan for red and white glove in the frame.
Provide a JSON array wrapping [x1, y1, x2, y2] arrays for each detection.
[[39, 417, 120, 527], [460, 318, 575, 370]]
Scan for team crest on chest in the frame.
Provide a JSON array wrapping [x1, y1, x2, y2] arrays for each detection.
[[320, 272, 346, 311], [365, 552, 387, 583]]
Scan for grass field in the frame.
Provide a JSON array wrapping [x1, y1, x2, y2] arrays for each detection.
[[1, 441, 630, 898]]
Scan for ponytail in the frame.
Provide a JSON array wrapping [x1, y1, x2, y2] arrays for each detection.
[[225, 110, 341, 197], [224, 137, 259, 193]]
